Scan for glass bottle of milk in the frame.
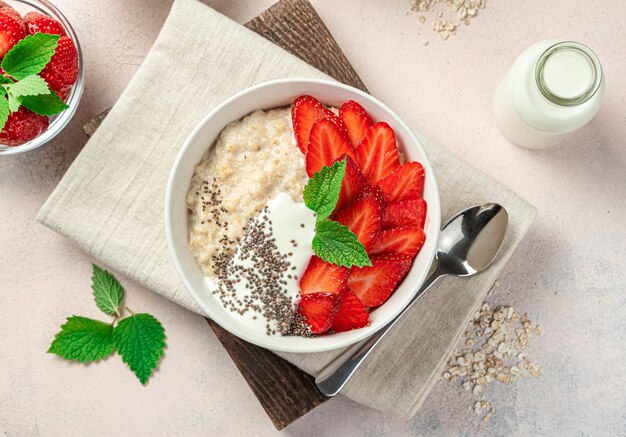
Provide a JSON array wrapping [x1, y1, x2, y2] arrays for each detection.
[[494, 40, 604, 149]]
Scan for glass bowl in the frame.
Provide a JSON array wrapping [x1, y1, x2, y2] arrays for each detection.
[[0, 0, 84, 155]]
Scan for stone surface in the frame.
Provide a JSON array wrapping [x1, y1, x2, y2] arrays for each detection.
[[1, 0, 625, 435]]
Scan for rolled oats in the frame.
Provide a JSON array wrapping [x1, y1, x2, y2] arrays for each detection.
[[440, 300, 542, 425], [409, 0, 487, 44]]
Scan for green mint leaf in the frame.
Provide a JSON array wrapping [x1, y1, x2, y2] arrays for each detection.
[[2, 33, 60, 80], [0, 76, 12, 84], [7, 92, 20, 112], [114, 314, 166, 385], [0, 96, 8, 132], [20, 90, 69, 116], [303, 160, 346, 221], [6, 74, 50, 98], [91, 264, 125, 316], [48, 316, 116, 363], [312, 219, 372, 268]]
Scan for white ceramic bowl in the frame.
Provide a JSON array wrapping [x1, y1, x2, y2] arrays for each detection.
[[165, 78, 441, 353]]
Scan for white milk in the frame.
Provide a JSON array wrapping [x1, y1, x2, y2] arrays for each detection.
[[494, 40, 605, 149]]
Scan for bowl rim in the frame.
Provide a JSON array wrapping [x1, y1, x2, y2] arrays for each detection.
[[0, 0, 84, 155], [165, 77, 441, 353]]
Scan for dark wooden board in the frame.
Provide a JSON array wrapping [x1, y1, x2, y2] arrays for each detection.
[[85, 0, 367, 430], [245, 0, 367, 93], [206, 319, 327, 429]]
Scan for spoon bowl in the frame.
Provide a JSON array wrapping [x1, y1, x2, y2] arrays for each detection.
[[316, 203, 509, 396], [437, 203, 508, 276]]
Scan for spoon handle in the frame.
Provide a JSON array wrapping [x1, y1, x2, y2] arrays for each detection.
[[315, 264, 447, 397]]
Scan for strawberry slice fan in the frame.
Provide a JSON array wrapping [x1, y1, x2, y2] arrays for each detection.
[[293, 96, 427, 334]]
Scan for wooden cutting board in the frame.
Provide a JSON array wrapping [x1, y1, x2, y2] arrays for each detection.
[[85, 0, 368, 429]]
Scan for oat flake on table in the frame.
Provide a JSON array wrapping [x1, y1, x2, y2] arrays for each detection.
[[409, 0, 487, 43], [439, 290, 542, 426]]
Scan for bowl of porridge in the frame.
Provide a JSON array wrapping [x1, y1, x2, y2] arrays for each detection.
[[165, 78, 440, 353]]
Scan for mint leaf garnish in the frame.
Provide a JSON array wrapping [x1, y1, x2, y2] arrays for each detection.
[[6, 92, 19, 112], [91, 264, 124, 316], [20, 91, 69, 116], [0, 96, 8, 132], [312, 219, 372, 268], [48, 265, 167, 385], [303, 160, 346, 221], [48, 316, 116, 363], [6, 74, 50, 97], [2, 33, 59, 80], [114, 314, 166, 385]]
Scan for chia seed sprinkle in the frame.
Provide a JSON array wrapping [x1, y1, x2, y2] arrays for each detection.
[[199, 188, 311, 337]]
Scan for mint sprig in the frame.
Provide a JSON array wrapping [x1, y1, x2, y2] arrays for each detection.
[[0, 32, 69, 131], [48, 264, 166, 385], [313, 219, 371, 267], [0, 97, 8, 132], [304, 160, 346, 221], [91, 265, 125, 316], [5, 74, 50, 98], [114, 314, 166, 385], [304, 160, 372, 268], [48, 316, 116, 363], [2, 33, 59, 80], [20, 91, 69, 115]]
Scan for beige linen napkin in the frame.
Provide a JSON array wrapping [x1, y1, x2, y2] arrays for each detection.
[[38, 0, 535, 418]]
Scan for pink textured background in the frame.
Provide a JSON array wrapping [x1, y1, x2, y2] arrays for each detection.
[[1, 0, 625, 435]]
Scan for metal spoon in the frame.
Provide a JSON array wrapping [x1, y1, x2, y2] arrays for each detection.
[[316, 203, 509, 396]]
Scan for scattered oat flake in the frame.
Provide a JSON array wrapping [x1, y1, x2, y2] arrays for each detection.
[[410, 0, 486, 42], [440, 301, 542, 426]]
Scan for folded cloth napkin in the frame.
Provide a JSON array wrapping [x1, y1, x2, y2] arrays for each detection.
[[38, 0, 536, 418]]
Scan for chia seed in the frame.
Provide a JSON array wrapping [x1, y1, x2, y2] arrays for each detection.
[[205, 199, 311, 337]]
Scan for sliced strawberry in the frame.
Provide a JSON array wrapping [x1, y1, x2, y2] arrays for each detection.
[[370, 227, 425, 258], [347, 255, 413, 307], [382, 198, 427, 230], [331, 288, 369, 333], [334, 154, 369, 212], [39, 35, 78, 95], [299, 256, 348, 295], [355, 122, 400, 184], [24, 12, 66, 36], [334, 193, 381, 252], [357, 184, 385, 208], [378, 162, 425, 204], [297, 292, 341, 334], [0, 107, 49, 147], [292, 95, 343, 154], [306, 118, 356, 177], [0, 8, 26, 57], [339, 100, 373, 147]]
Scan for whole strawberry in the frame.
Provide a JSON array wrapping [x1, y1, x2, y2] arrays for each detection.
[[24, 12, 66, 36], [0, 6, 23, 25], [0, 7, 26, 57], [39, 35, 78, 95], [0, 107, 49, 146]]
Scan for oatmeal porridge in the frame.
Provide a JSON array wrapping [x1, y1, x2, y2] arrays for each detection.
[[187, 108, 309, 278]]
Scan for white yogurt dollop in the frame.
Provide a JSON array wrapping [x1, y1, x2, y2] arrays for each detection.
[[205, 192, 316, 334]]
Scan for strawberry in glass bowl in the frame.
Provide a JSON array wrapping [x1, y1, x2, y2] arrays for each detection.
[[0, 0, 83, 155]]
